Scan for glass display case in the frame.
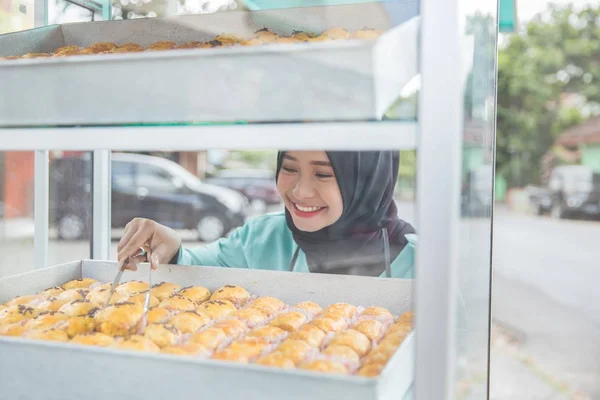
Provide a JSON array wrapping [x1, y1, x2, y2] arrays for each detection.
[[0, 0, 498, 398]]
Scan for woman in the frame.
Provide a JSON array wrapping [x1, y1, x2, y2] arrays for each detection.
[[118, 151, 417, 278]]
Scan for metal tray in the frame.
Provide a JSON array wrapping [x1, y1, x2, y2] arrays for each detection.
[[0, 260, 415, 400], [0, 3, 418, 126]]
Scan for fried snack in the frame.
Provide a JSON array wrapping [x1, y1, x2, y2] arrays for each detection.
[[244, 326, 287, 344], [143, 323, 181, 348], [291, 31, 314, 41], [380, 330, 408, 347], [113, 335, 160, 352], [62, 316, 96, 337], [360, 306, 393, 320], [112, 43, 144, 53], [89, 42, 118, 52], [147, 307, 171, 324], [37, 289, 88, 312], [327, 329, 371, 357], [239, 39, 262, 46], [310, 314, 347, 333], [308, 35, 330, 42], [24, 329, 69, 342], [254, 28, 279, 43], [177, 286, 211, 305], [300, 359, 347, 374], [85, 288, 110, 305], [162, 342, 209, 356], [25, 312, 69, 330], [62, 278, 97, 290], [0, 322, 28, 337], [0, 305, 38, 325], [119, 292, 159, 308], [386, 321, 411, 337], [210, 285, 251, 307], [352, 319, 385, 342], [269, 311, 307, 332], [4, 294, 39, 307], [212, 348, 249, 363], [225, 340, 268, 360], [38, 286, 65, 299], [273, 339, 312, 365], [115, 280, 149, 295], [58, 300, 100, 317], [71, 332, 115, 347], [247, 296, 285, 317], [151, 282, 181, 301], [159, 295, 197, 312], [213, 319, 248, 338], [95, 302, 143, 336], [357, 363, 384, 377], [189, 327, 227, 350], [363, 341, 399, 366], [54, 45, 81, 55], [323, 303, 357, 319], [255, 352, 295, 369], [323, 344, 360, 364], [147, 40, 177, 51], [232, 308, 268, 327], [396, 311, 413, 325], [273, 38, 299, 44], [177, 41, 203, 49], [197, 300, 236, 320], [289, 324, 326, 347], [215, 34, 241, 45], [294, 301, 322, 316], [350, 29, 384, 40], [203, 40, 224, 48], [321, 27, 351, 40], [0, 56, 20, 60], [167, 311, 211, 334]]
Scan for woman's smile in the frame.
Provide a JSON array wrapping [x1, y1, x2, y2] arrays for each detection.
[[292, 202, 327, 217]]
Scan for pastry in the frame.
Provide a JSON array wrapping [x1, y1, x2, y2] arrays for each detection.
[[38, 286, 65, 299], [62, 278, 97, 290], [254, 28, 279, 43], [143, 323, 181, 348], [291, 31, 314, 41], [95, 302, 143, 336], [37, 289, 87, 312], [322, 344, 360, 364], [89, 42, 117, 52], [386, 321, 411, 337], [177, 41, 203, 49], [239, 39, 262, 46], [255, 352, 295, 368], [4, 294, 39, 307], [118, 292, 159, 308], [357, 363, 384, 377], [227, 340, 268, 359], [112, 43, 144, 53], [310, 314, 346, 333], [273, 339, 312, 365], [380, 330, 408, 346], [273, 38, 299, 44], [0, 322, 28, 337], [147, 307, 171, 324], [215, 34, 241, 45], [53, 45, 81, 55], [86, 288, 110, 304], [360, 306, 393, 320], [244, 326, 287, 344], [269, 311, 307, 332], [24, 329, 69, 342], [351, 319, 384, 342], [321, 27, 350, 40], [212, 319, 248, 338], [58, 300, 100, 317], [247, 296, 285, 316], [308, 35, 330, 42], [232, 308, 268, 327], [150, 282, 181, 301], [167, 311, 211, 334], [0, 305, 38, 325], [62, 316, 96, 338], [25, 311, 69, 330], [158, 295, 197, 312], [147, 40, 177, 51], [396, 311, 413, 325], [197, 300, 236, 320], [289, 324, 326, 347], [299, 359, 347, 374], [350, 29, 384, 40], [212, 348, 249, 363], [294, 301, 322, 316], [162, 342, 209, 356], [189, 327, 227, 350], [327, 329, 371, 357], [177, 286, 211, 305], [210, 285, 250, 307], [113, 335, 160, 352], [116, 280, 149, 295], [323, 303, 357, 319], [71, 332, 115, 347]]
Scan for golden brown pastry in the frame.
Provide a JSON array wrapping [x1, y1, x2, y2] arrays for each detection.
[[95, 302, 143, 336], [350, 29, 384, 40], [225, 340, 268, 360], [321, 27, 351, 40], [143, 323, 181, 348], [215, 34, 241, 45], [24, 329, 69, 342], [269, 311, 307, 332], [203, 40, 224, 48], [62, 316, 96, 338], [71, 332, 115, 347], [0, 56, 20, 60], [386, 321, 411, 337], [232, 308, 268, 327], [0, 305, 38, 324], [247, 297, 285, 317], [210, 285, 251, 307], [357, 363, 384, 377], [308, 35, 330, 42], [89, 42, 117, 52], [85, 288, 110, 305], [58, 300, 100, 317], [189, 327, 227, 350], [212, 349, 249, 363], [323, 303, 357, 319], [147, 307, 171, 324], [299, 359, 347, 374], [62, 278, 97, 290], [239, 38, 262, 46], [37, 289, 87, 312], [272, 38, 299, 44], [151, 282, 181, 301], [380, 330, 408, 347], [396, 311, 413, 325], [212, 319, 248, 338], [115, 280, 149, 295], [273, 339, 312, 365], [177, 41, 203, 49], [162, 342, 209, 356], [0, 322, 28, 337], [360, 306, 393, 320], [118, 292, 159, 308], [167, 311, 211, 334], [38, 286, 65, 299], [327, 329, 371, 357], [364, 341, 399, 365], [112, 43, 144, 53], [197, 300, 236, 320], [147, 40, 177, 51], [254, 28, 279, 43], [295, 301, 322, 316], [158, 295, 197, 312], [310, 314, 347, 333], [291, 31, 314, 41], [322, 344, 360, 364], [255, 352, 295, 368], [352, 319, 384, 342], [177, 286, 211, 305], [289, 324, 326, 347], [113, 335, 160, 352], [54, 45, 81, 55], [244, 326, 287, 344], [25, 311, 69, 330], [4, 294, 39, 307]]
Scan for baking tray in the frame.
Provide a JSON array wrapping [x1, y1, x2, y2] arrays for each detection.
[[0, 260, 415, 400], [0, 3, 419, 126]]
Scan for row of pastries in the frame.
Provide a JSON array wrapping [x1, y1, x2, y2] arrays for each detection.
[[0, 27, 384, 60], [0, 278, 412, 377]]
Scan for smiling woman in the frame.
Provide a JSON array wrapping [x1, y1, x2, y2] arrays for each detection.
[[117, 151, 417, 278]]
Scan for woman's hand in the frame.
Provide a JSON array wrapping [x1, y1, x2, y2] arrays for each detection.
[[117, 218, 181, 270]]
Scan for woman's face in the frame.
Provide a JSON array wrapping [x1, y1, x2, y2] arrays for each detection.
[[277, 151, 343, 232]]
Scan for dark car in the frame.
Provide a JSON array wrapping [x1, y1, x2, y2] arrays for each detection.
[[546, 165, 600, 220], [206, 169, 280, 212], [50, 153, 249, 242]]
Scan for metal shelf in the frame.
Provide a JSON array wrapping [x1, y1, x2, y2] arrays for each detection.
[[0, 121, 417, 151]]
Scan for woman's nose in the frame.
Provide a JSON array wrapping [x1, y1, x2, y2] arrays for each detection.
[[292, 176, 315, 198]]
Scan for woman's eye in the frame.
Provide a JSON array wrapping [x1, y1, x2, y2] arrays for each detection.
[[282, 166, 297, 173], [316, 173, 333, 179]]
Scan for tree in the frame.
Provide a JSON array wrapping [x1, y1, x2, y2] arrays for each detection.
[[496, 4, 598, 187]]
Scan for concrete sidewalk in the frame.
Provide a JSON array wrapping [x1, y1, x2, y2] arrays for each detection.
[[0, 218, 35, 241]]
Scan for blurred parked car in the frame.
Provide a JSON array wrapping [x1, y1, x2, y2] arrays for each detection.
[[50, 153, 249, 242], [547, 165, 600, 220], [205, 169, 280, 212]]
